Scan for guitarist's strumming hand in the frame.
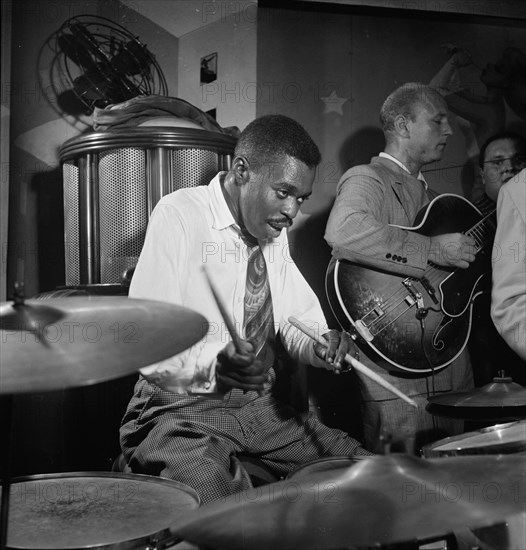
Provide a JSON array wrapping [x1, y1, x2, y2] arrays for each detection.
[[428, 232, 477, 269]]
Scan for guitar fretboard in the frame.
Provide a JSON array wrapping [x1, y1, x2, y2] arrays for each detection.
[[466, 206, 496, 252]]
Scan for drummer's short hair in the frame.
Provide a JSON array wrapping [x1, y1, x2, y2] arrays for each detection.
[[235, 114, 321, 170]]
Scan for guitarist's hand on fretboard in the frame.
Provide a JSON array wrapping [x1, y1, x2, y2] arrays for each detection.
[[428, 232, 476, 269]]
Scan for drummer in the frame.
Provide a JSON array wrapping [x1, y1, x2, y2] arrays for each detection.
[[120, 114, 372, 504]]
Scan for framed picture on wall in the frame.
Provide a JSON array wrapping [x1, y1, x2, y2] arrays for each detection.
[[201, 52, 217, 84]]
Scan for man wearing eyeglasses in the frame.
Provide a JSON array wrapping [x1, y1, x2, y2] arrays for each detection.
[[471, 131, 526, 383], [479, 131, 526, 202]]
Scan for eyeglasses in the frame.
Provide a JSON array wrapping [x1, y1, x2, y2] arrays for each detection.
[[483, 155, 526, 169]]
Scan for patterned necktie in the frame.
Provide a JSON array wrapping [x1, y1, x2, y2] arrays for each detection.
[[243, 243, 275, 366]]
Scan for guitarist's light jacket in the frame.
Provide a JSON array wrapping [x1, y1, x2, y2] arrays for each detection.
[[326, 155, 436, 278]]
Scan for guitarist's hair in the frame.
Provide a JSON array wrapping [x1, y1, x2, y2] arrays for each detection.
[[380, 82, 445, 133]]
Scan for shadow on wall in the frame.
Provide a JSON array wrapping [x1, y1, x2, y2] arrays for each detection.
[[290, 125, 385, 324], [32, 168, 65, 293], [339, 126, 385, 174], [289, 206, 364, 442]]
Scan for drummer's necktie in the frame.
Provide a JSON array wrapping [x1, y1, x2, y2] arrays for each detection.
[[243, 242, 275, 366]]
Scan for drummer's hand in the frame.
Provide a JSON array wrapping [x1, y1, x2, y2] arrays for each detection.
[[314, 330, 356, 373], [216, 340, 267, 394]]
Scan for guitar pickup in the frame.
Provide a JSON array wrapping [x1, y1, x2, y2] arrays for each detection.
[[403, 279, 425, 309]]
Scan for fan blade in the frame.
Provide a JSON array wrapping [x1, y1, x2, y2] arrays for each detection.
[[56, 89, 91, 116], [112, 40, 152, 76], [73, 65, 141, 108], [57, 34, 97, 70], [69, 21, 113, 65]]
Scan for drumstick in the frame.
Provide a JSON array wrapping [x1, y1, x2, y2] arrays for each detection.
[[202, 266, 244, 352], [202, 266, 266, 397], [288, 316, 418, 409]]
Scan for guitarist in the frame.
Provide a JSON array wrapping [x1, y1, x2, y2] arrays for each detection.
[[325, 82, 477, 455]]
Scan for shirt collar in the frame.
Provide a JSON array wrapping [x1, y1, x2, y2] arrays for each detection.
[[379, 152, 428, 190], [209, 172, 239, 231]]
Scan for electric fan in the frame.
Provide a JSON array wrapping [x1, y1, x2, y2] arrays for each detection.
[[47, 14, 168, 116]]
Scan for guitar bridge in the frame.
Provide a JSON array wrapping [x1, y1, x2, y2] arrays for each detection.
[[355, 320, 374, 342]]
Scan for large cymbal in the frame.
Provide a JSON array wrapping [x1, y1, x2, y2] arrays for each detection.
[[169, 453, 526, 550], [0, 297, 208, 394]]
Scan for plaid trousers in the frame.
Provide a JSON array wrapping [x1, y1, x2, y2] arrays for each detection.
[[120, 372, 371, 504]]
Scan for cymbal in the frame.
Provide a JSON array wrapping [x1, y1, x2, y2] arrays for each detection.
[[423, 420, 526, 457], [0, 296, 208, 394], [169, 453, 526, 550], [429, 376, 526, 408], [427, 375, 526, 421]]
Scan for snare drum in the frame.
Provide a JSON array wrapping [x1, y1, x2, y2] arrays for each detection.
[[422, 420, 526, 457], [3, 471, 199, 549], [286, 456, 362, 480]]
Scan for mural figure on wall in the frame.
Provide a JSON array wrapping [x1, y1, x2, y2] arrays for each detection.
[[430, 45, 526, 200]]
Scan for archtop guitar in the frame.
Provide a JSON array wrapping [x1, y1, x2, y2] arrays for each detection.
[[326, 194, 496, 373]]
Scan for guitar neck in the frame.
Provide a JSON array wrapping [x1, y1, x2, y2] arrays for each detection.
[[465, 208, 496, 253]]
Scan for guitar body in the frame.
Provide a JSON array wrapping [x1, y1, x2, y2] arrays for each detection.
[[326, 195, 495, 373]]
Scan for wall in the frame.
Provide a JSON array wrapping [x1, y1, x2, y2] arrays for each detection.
[[177, 10, 258, 131], [1, 0, 12, 303], [257, 4, 526, 315]]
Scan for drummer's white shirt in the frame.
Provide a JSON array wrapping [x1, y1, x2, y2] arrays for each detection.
[[129, 172, 331, 395]]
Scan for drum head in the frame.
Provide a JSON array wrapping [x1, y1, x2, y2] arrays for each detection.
[[422, 420, 526, 458], [3, 471, 199, 549]]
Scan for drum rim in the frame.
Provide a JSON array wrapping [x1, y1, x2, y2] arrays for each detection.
[[7, 470, 198, 496]]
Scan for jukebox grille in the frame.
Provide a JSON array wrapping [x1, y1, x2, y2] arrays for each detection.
[[63, 161, 80, 286], [99, 148, 147, 285], [170, 148, 219, 190], [60, 129, 236, 286]]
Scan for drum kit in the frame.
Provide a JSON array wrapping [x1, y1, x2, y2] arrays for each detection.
[[1, 289, 526, 549]]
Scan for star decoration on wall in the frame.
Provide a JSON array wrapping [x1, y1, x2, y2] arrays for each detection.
[[321, 90, 349, 116]]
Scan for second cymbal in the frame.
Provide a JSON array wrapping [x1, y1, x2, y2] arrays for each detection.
[[427, 374, 526, 421], [428, 375, 526, 408]]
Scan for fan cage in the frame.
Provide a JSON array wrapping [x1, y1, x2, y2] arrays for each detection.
[[54, 14, 168, 113]]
